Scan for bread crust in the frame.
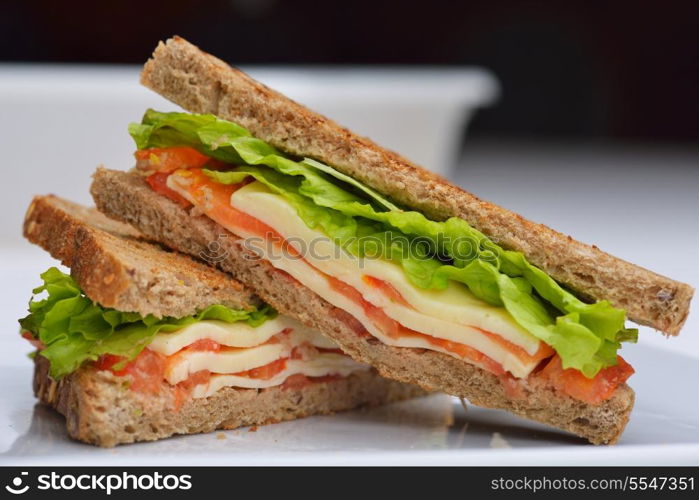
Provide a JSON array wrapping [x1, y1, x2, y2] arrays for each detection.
[[138, 36, 693, 335], [91, 168, 635, 444], [23, 195, 257, 318], [33, 355, 423, 447]]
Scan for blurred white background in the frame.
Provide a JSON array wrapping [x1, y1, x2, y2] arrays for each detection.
[[0, 65, 497, 247], [456, 142, 699, 359]]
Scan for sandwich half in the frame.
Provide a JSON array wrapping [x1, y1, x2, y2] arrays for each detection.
[[20, 195, 424, 447], [91, 37, 694, 444]]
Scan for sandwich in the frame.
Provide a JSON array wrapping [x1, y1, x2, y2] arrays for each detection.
[[20, 195, 424, 447], [90, 37, 694, 444]]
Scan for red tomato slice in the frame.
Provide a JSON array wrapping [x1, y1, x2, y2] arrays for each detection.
[[172, 369, 213, 410], [539, 355, 634, 405], [328, 274, 506, 375], [168, 168, 297, 255], [330, 306, 372, 338], [146, 172, 192, 208], [290, 343, 320, 360], [235, 358, 288, 380], [21, 331, 45, 350], [187, 338, 221, 352], [177, 369, 212, 391], [114, 349, 167, 395], [426, 337, 506, 376], [264, 328, 293, 346], [94, 353, 126, 372], [477, 328, 554, 366], [135, 146, 214, 173], [362, 275, 412, 307]]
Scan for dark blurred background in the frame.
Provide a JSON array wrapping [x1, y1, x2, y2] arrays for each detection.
[[2, 0, 698, 143]]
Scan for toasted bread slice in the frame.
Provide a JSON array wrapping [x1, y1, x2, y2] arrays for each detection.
[[24, 195, 428, 446], [23, 195, 257, 318], [33, 355, 422, 447], [92, 168, 635, 444], [138, 36, 693, 335]]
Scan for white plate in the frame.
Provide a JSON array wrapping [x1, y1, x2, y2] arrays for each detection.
[[1, 250, 698, 466], [1, 345, 698, 466]]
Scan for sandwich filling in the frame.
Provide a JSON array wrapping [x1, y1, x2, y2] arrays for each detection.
[[128, 110, 637, 405], [20, 268, 368, 403]]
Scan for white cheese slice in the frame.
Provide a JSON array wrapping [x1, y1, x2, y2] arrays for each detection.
[[229, 181, 540, 355], [167, 175, 541, 378], [161, 325, 341, 385], [205, 223, 537, 378], [191, 353, 369, 398], [164, 342, 287, 385], [149, 316, 337, 356]]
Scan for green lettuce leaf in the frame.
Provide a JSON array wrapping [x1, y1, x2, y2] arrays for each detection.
[[129, 109, 638, 377], [19, 268, 276, 379]]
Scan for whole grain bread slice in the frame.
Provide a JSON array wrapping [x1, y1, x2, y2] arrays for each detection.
[[33, 354, 422, 447], [23, 195, 257, 318], [138, 36, 693, 335], [92, 168, 635, 444]]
